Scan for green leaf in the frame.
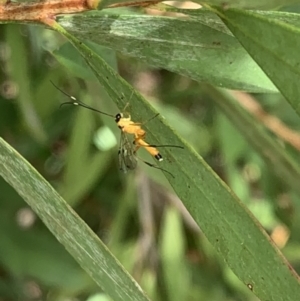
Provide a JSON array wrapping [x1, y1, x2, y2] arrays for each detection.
[[0, 201, 92, 292], [5, 25, 46, 144], [196, 0, 297, 9], [52, 41, 118, 81], [203, 85, 300, 196], [57, 12, 277, 93], [212, 8, 300, 116], [51, 24, 300, 301], [59, 101, 113, 205], [0, 138, 151, 301], [160, 207, 189, 301], [101, 0, 297, 9]]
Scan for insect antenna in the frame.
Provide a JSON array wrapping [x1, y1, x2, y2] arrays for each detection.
[[142, 113, 160, 125], [51, 81, 115, 118]]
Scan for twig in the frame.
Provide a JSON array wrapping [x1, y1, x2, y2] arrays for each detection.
[[231, 91, 300, 151], [0, 0, 98, 23]]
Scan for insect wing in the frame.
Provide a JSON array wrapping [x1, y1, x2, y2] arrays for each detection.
[[118, 132, 137, 173]]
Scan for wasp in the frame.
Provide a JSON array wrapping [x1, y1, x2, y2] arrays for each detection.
[[51, 81, 183, 176]]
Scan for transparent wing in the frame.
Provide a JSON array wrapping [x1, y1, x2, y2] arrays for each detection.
[[118, 132, 138, 173]]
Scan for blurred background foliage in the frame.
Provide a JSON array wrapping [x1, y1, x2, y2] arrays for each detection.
[[1, 1, 300, 301]]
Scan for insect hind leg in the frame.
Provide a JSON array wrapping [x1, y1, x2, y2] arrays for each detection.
[[136, 156, 175, 178]]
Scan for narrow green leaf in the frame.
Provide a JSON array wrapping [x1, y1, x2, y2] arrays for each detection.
[[5, 25, 47, 144], [58, 95, 113, 206], [62, 97, 95, 186], [195, 0, 297, 9], [160, 207, 189, 301], [57, 13, 277, 93], [213, 8, 300, 116], [102, 0, 297, 9], [202, 84, 300, 195], [0, 138, 151, 301], [52, 41, 118, 81], [0, 207, 91, 292], [52, 23, 300, 301]]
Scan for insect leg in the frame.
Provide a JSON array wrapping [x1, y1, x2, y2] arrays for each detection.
[[136, 156, 175, 178]]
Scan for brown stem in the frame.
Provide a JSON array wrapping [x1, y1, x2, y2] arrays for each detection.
[[0, 0, 96, 23]]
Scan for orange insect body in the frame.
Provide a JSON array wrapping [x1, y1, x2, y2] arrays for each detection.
[[115, 113, 146, 139], [134, 137, 163, 161], [114, 112, 163, 161]]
